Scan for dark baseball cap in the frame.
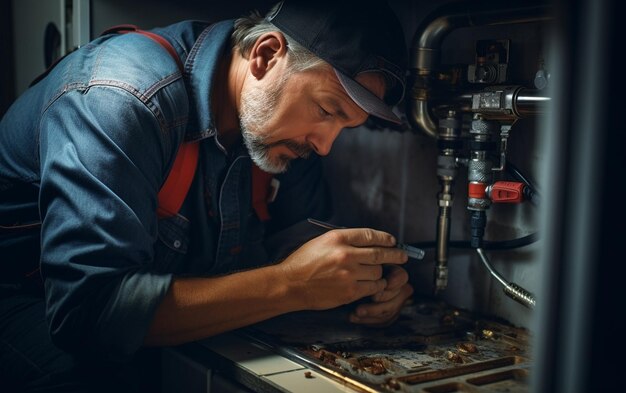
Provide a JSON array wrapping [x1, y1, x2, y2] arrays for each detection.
[[267, 0, 407, 124]]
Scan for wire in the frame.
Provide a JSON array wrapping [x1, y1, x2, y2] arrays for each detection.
[[409, 232, 538, 250], [505, 160, 537, 191], [476, 247, 536, 308], [492, 160, 541, 206], [476, 248, 509, 287]]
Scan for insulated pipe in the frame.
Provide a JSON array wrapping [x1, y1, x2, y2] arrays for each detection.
[[407, 2, 551, 137]]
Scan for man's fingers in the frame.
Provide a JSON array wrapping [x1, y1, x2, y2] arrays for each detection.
[[353, 264, 383, 281], [332, 228, 396, 248], [341, 246, 408, 265], [383, 265, 409, 290], [371, 287, 401, 303], [355, 295, 402, 318], [349, 311, 400, 327], [355, 284, 414, 317], [322, 229, 407, 265], [355, 278, 387, 299]]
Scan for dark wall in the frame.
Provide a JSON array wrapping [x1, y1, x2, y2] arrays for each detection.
[[0, 0, 15, 117], [90, 0, 277, 36]]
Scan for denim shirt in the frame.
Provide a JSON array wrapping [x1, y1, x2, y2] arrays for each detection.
[[0, 20, 330, 360]]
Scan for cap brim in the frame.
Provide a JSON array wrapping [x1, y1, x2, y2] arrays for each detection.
[[334, 69, 402, 125]]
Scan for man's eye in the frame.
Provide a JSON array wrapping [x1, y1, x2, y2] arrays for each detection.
[[318, 106, 332, 118]]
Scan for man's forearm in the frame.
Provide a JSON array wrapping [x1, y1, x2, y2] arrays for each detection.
[[144, 228, 409, 346], [143, 264, 298, 346]]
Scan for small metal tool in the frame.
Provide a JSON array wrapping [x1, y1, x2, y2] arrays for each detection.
[[307, 218, 425, 260]]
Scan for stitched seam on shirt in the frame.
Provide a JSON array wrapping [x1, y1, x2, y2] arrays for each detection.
[[88, 80, 150, 103], [144, 72, 183, 100], [40, 83, 85, 115], [186, 129, 215, 141], [87, 80, 186, 136], [36, 83, 87, 174], [184, 24, 215, 77], [87, 82, 168, 133], [47, 84, 172, 155], [180, 24, 217, 144]]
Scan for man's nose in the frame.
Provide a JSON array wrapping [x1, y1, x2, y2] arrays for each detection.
[[308, 125, 343, 156]]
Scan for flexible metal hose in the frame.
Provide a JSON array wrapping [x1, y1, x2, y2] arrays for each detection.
[[476, 247, 536, 308]]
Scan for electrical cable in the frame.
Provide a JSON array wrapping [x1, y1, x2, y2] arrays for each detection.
[[505, 160, 537, 191], [409, 232, 538, 250], [505, 160, 541, 206]]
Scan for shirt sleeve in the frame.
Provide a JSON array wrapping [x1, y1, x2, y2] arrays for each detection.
[[38, 86, 178, 360]]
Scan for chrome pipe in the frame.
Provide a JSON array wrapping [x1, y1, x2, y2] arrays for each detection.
[[515, 88, 551, 117], [434, 111, 461, 292], [407, 2, 551, 137], [434, 184, 452, 292]]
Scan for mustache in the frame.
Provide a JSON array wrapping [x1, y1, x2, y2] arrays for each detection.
[[269, 139, 313, 158]]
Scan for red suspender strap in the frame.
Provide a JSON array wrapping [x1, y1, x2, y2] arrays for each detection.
[[132, 30, 185, 73], [104, 25, 198, 219], [252, 165, 274, 222], [156, 142, 200, 218]]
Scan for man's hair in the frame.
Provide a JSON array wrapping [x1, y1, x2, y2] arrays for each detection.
[[231, 3, 328, 75]]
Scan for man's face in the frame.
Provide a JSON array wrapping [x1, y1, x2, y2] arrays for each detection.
[[239, 65, 385, 174]]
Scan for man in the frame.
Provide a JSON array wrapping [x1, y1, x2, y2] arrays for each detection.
[[0, 1, 412, 391]]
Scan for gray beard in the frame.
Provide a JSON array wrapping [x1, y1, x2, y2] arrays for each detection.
[[239, 75, 311, 174]]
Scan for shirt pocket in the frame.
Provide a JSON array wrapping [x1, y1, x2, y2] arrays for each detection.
[[154, 214, 190, 273]]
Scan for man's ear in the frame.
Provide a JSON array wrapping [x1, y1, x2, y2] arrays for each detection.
[[248, 32, 288, 79]]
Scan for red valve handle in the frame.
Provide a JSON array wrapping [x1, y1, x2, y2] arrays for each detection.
[[489, 181, 525, 203]]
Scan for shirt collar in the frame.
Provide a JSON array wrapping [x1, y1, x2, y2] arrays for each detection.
[[183, 20, 235, 142]]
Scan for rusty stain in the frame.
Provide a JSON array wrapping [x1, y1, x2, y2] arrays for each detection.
[[278, 303, 531, 390], [353, 357, 389, 375], [309, 348, 339, 366], [446, 351, 464, 363], [457, 342, 479, 354], [397, 357, 520, 385]]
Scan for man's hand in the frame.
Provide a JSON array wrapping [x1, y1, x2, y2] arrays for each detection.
[[349, 265, 413, 327], [278, 228, 408, 311]]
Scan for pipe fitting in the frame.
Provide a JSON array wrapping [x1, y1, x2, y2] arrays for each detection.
[[406, 2, 551, 137]]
